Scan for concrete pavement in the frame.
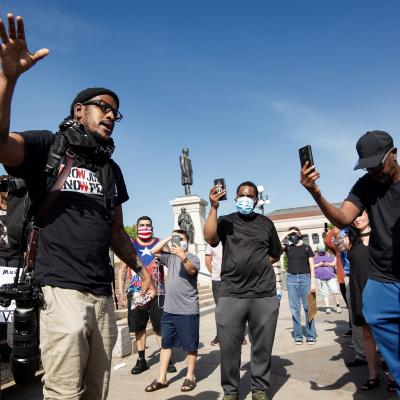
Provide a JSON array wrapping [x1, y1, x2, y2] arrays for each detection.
[[2, 292, 398, 399]]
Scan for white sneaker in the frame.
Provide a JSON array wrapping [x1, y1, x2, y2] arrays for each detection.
[[336, 305, 341, 313], [326, 307, 331, 314]]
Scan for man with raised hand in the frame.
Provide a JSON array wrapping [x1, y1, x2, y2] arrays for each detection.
[[0, 13, 155, 399], [145, 229, 200, 393], [204, 181, 282, 400], [301, 130, 400, 395]]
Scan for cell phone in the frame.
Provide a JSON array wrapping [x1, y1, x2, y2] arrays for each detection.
[[171, 234, 181, 248], [299, 145, 314, 168], [214, 178, 227, 201]]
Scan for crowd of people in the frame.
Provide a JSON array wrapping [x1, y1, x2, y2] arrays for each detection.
[[0, 11, 399, 400]]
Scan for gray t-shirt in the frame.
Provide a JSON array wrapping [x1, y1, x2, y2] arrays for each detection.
[[159, 252, 200, 315]]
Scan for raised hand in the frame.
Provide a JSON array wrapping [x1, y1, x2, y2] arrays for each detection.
[[0, 14, 49, 79], [170, 243, 186, 260], [209, 184, 226, 209], [300, 161, 321, 196]]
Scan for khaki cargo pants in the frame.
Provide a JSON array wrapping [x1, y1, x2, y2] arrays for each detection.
[[40, 286, 118, 400]]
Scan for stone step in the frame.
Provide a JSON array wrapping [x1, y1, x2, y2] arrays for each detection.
[[199, 292, 214, 301], [198, 288, 213, 294], [115, 294, 215, 327], [114, 291, 214, 321], [112, 295, 216, 358]]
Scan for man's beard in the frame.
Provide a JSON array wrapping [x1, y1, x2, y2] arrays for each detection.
[[92, 130, 111, 143], [80, 120, 112, 142]]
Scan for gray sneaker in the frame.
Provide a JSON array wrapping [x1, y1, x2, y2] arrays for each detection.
[[252, 390, 269, 400], [222, 395, 239, 400]]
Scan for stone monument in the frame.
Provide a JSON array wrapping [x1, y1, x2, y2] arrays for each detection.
[[178, 207, 195, 243], [170, 147, 209, 280]]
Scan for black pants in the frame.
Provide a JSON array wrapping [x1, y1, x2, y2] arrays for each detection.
[[0, 323, 7, 341], [212, 280, 222, 338], [216, 296, 279, 394]]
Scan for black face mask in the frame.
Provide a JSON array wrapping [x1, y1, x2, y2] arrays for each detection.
[[288, 234, 300, 244]]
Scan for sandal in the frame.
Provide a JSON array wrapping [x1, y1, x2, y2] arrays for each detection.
[[145, 379, 168, 392], [388, 379, 397, 393], [181, 378, 196, 392], [361, 376, 380, 391]]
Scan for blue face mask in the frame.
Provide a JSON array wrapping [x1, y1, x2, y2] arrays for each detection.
[[236, 196, 255, 215]]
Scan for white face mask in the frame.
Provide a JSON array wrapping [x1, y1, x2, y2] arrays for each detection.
[[180, 241, 188, 251]]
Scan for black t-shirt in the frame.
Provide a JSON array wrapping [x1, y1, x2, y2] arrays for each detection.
[[284, 244, 313, 274], [5, 184, 27, 251], [216, 212, 281, 298], [346, 174, 400, 282], [0, 181, 27, 262], [0, 211, 19, 261], [6, 130, 129, 295]]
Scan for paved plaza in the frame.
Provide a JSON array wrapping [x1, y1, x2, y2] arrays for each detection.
[[2, 293, 397, 400]]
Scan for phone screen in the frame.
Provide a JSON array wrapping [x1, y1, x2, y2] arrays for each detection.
[[214, 178, 227, 201]]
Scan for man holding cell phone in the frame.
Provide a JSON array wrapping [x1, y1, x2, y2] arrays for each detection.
[[204, 180, 282, 400], [300, 131, 400, 395], [145, 229, 200, 393]]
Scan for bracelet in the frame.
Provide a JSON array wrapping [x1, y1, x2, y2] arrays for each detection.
[[182, 257, 189, 263]]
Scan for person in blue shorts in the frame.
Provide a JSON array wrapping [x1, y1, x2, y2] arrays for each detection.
[[301, 130, 400, 395], [145, 229, 200, 393]]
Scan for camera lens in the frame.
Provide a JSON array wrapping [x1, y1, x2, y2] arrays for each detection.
[[12, 306, 39, 384]]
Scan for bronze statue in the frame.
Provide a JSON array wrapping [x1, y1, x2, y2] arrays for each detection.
[[180, 148, 193, 195], [178, 207, 195, 243]]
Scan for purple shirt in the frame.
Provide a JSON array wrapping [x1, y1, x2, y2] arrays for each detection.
[[314, 253, 335, 280]]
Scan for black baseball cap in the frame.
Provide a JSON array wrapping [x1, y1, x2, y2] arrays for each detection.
[[353, 130, 394, 170]]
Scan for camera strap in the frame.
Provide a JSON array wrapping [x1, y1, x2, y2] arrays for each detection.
[[25, 150, 76, 271]]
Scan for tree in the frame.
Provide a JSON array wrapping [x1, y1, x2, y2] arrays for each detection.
[[125, 224, 137, 239]]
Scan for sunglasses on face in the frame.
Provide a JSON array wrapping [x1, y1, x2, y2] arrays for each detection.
[[82, 100, 123, 122], [363, 147, 394, 172]]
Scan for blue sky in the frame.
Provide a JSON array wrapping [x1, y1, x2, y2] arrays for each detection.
[[1, 1, 399, 237]]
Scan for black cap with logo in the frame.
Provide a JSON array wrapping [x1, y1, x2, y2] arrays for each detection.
[[353, 130, 394, 170]]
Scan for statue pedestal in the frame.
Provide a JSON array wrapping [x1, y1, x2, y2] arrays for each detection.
[[170, 195, 210, 281]]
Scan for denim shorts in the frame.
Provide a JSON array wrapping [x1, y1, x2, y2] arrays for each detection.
[[161, 312, 199, 352]]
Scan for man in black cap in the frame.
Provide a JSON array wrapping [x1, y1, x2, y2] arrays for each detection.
[[0, 14, 155, 399], [300, 130, 400, 395]]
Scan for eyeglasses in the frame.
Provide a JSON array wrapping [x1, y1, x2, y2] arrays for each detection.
[[82, 100, 123, 122], [363, 147, 394, 172]]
